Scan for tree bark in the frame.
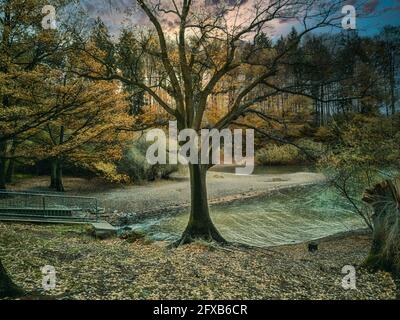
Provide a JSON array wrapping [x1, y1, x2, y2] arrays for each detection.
[[55, 160, 64, 192], [5, 158, 14, 184], [50, 159, 64, 192], [50, 159, 57, 189], [0, 163, 6, 190], [0, 258, 24, 298], [5, 141, 16, 183], [176, 164, 226, 245], [50, 126, 65, 192], [363, 177, 400, 276], [0, 142, 7, 190], [390, 51, 396, 115]]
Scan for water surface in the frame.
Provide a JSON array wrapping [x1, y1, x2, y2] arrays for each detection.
[[132, 184, 365, 247]]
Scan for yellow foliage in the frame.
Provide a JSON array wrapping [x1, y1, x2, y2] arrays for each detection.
[[92, 161, 130, 183]]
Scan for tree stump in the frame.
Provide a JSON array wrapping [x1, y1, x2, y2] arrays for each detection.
[[362, 177, 400, 276]]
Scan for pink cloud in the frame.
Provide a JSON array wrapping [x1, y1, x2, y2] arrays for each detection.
[[363, 0, 380, 14]]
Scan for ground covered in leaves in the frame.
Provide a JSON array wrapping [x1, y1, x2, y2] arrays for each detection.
[[0, 223, 396, 300]]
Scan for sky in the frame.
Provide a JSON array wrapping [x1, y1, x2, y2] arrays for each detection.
[[79, 0, 400, 38], [355, 0, 400, 34]]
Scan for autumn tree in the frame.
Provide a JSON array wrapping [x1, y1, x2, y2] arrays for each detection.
[[0, 0, 82, 298], [0, 0, 77, 190], [26, 65, 132, 191]]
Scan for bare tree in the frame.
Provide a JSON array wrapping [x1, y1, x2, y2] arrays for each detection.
[[76, 0, 348, 245]]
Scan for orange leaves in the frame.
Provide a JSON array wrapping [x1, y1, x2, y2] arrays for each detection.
[[92, 161, 130, 184]]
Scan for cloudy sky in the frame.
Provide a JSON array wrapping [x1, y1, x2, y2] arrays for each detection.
[[354, 0, 400, 32], [79, 0, 400, 38]]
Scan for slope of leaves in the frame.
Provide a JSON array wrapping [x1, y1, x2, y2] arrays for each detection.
[[0, 223, 396, 300]]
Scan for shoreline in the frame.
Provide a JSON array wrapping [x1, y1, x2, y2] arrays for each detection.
[[108, 178, 326, 225], [8, 169, 326, 224], [95, 171, 326, 224], [267, 228, 372, 249], [6, 170, 362, 252]]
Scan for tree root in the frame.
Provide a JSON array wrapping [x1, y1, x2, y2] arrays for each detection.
[[173, 224, 228, 247]]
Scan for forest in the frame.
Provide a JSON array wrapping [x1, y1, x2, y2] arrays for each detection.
[[0, 0, 399, 301]]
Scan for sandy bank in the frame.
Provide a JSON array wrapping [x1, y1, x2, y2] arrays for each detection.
[[92, 171, 326, 216]]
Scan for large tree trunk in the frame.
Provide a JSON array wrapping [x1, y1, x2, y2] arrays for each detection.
[[5, 158, 14, 184], [390, 52, 396, 116], [55, 160, 65, 192], [0, 142, 7, 190], [50, 159, 57, 189], [5, 141, 16, 183], [0, 162, 6, 190], [176, 164, 226, 245], [363, 177, 400, 276], [0, 258, 24, 298], [50, 159, 64, 192]]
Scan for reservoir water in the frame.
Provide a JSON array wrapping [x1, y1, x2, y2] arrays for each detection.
[[131, 182, 366, 247]]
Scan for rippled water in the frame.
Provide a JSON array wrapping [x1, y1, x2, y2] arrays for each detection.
[[131, 184, 366, 247]]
